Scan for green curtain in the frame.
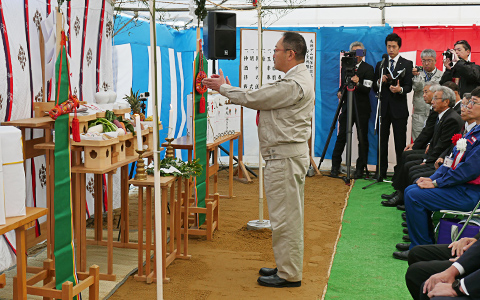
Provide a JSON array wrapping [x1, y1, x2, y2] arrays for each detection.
[[193, 53, 208, 225], [54, 42, 78, 293]]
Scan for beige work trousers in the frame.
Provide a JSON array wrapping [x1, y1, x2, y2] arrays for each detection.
[[264, 151, 309, 282], [411, 113, 428, 141]]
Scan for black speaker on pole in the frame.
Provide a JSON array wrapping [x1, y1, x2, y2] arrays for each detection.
[[203, 11, 236, 60]]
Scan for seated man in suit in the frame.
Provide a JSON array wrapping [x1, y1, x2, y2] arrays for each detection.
[[405, 233, 480, 300], [382, 86, 463, 208], [381, 82, 439, 204], [393, 86, 480, 261], [396, 95, 479, 255], [420, 236, 480, 299], [435, 93, 476, 171], [442, 81, 462, 114]]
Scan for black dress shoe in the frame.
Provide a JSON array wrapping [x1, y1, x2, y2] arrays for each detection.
[[396, 243, 410, 251], [402, 212, 407, 221], [403, 228, 408, 234], [397, 204, 405, 211], [381, 194, 404, 207], [259, 267, 277, 276], [330, 168, 340, 177], [381, 191, 398, 200], [354, 170, 363, 179], [403, 235, 411, 242], [393, 250, 410, 261], [402, 221, 407, 227], [257, 274, 301, 288]]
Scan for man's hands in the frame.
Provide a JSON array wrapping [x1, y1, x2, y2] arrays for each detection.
[[412, 67, 420, 76], [444, 58, 453, 70], [389, 81, 402, 93], [449, 237, 477, 261], [423, 266, 459, 294], [416, 177, 435, 189], [337, 91, 342, 99], [404, 143, 414, 151], [427, 282, 459, 298], [351, 75, 360, 85], [202, 69, 231, 92], [435, 158, 444, 169]]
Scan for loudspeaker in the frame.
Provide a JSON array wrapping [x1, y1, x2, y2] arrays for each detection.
[[203, 11, 236, 60]]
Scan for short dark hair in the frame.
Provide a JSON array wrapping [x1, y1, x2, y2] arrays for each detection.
[[442, 81, 459, 92], [282, 31, 307, 62], [385, 33, 402, 48], [471, 86, 480, 98], [455, 40, 471, 52]]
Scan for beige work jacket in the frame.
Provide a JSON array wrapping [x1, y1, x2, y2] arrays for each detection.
[[220, 63, 315, 160]]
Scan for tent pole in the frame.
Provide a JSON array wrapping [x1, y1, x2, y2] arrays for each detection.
[[149, 0, 163, 299], [247, 0, 271, 231]]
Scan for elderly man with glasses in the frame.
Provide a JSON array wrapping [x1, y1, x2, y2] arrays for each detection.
[[395, 86, 480, 262], [411, 49, 444, 140]]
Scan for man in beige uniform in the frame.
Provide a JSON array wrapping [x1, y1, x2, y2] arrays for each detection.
[[203, 32, 314, 288]]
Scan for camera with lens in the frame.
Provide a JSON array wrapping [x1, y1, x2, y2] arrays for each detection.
[[341, 48, 366, 80], [443, 49, 454, 67], [415, 65, 423, 72]]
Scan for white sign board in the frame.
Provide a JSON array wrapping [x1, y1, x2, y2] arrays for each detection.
[[240, 29, 316, 89]]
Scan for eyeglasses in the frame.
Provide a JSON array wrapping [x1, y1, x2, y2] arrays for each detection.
[[273, 48, 296, 54], [468, 99, 480, 106], [461, 104, 469, 109]]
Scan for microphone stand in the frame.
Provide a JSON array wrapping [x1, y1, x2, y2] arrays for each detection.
[[363, 56, 392, 189]]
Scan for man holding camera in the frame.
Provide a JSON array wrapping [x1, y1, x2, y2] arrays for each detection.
[[411, 49, 443, 140], [440, 40, 480, 98], [331, 41, 374, 179], [373, 33, 414, 179]]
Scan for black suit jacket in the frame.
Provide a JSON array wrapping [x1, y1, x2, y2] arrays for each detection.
[[424, 108, 463, 163], [453, 101, 462, 115], [373, 56, 414, 119], [456, 239, 480, 297], [413, 108, 439, 150], [440, 59, 480, 97], [338, 61, 375, 115]]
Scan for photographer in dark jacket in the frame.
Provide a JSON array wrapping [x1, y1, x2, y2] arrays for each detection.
[[440, 40, 480, 98], [331, 41, 375, 179]]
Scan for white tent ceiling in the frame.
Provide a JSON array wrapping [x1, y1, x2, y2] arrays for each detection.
[[114, 0, 480, 28]]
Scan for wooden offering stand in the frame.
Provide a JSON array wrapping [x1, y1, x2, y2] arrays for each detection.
[[162, 133, 240, 240], [129, 175, 191, 283], [24, 260, 99, 300]]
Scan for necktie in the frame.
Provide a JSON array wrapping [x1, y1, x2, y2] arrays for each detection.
[[390, 59, 395, 73], [426, 72, 433, 82]]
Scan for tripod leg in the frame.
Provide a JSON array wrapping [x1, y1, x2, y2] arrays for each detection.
[[351, 94, 367, 175], [317, 88, 346, 170]]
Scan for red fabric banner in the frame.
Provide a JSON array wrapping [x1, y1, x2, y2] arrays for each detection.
[[393, 25, 480, 69]]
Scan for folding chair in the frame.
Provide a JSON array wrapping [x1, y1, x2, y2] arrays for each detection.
[[438, 199, 480, 242]]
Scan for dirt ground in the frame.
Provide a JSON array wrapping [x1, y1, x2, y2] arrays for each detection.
[[110, 169, 351, 300]]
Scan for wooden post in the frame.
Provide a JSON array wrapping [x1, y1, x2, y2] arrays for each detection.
[[89, 265, 100, 300]]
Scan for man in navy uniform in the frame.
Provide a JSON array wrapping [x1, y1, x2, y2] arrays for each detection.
[[373, 33, 414, 179], [394, 86, 480, 261]]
